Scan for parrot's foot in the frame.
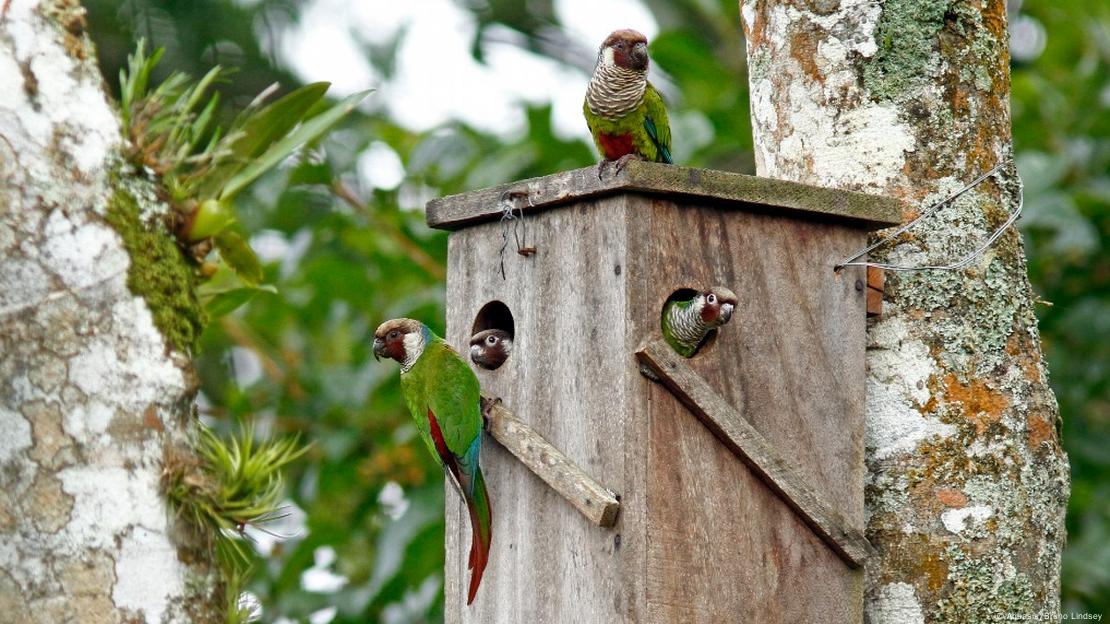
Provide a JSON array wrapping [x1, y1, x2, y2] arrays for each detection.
[[613, 153, 643, 175], [596, 154, 643, 182], [480, 396, 503, 426], [596, 159, 613, 181]]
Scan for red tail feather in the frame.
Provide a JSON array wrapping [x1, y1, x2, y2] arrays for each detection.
[[465, 471, 492, 605], [427, 409, 492, 605]]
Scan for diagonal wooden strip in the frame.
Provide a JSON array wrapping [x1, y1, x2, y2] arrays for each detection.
[[481, 396, 621, 528], [635, 340, 874, 569]]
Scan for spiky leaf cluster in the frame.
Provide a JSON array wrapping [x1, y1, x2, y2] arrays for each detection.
[[118, 40, 369, 288], [163, 424, 309, 570]]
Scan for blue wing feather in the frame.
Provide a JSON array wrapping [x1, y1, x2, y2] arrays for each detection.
[[644, 115, 673, 164]]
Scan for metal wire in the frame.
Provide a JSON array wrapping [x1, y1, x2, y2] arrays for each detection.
[[498, 190, 535, 280], [835, 162, 1022, 272]]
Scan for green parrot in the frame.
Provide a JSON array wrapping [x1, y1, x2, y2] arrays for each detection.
[[583, 28, 672, 175], [373, 318, 492, 605], [661, 287, 739, 357]]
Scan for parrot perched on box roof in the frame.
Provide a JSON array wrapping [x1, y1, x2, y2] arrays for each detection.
[[661, 287, 739, 357], [583, 29, 672, 175], [470, 329, 513, 370], [373, 318, 492, 605]]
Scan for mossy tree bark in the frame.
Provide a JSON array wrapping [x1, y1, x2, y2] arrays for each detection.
[[0, 1, 217, 621], [740, 0, 1068, 621]]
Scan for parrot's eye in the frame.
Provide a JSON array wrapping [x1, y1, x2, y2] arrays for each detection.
[[707, 294, 717, 304], [388, 330, 399, 340], [487, 335, 497, 345]]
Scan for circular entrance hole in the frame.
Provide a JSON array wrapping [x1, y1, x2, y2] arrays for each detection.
[[469, 301, 515, 370], [660, 287, 723, 357]]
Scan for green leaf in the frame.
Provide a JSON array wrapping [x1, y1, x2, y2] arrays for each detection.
[[218, 89, 372, 202], [189, 198, 238, 242], [119, 40, 163, 128], [214, 229, 263, 285], [204, 285, 278, 318], [194, 83, 330, 199], [187, 87, 220, 152], [184, 65, 223, 115], [233, 82, 331, 160]]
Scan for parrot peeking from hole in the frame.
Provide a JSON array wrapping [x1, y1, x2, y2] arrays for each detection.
[[583, 29, 673, 177], [661, 287, 739, 357], [373, 318, 492, 605], [470, 329, 513, 370]]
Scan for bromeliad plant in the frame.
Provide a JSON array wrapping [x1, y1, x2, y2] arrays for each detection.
[[119, 41, 369, 288], [163, 424, 308, 621], [122, 41, 344, 619]]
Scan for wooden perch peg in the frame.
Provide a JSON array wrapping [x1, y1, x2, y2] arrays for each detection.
[[635, 340, 875, 569], [480, 396, 620, 528], [866, 266, 884, 317]]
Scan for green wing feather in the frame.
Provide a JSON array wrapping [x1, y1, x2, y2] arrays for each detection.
[[399, 333, 491, 605], [643, 82, 672, 164], [400, 337, 482, 461], [661, 298, 698, 357]]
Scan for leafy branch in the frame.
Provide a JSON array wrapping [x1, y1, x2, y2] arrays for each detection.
[[119, 40, 371, 289]]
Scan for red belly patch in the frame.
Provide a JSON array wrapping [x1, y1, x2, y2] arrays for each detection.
[[598, 132, 636, 160]]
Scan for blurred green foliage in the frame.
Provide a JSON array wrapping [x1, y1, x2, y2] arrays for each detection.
[[83, 0, 1108, 620], [1013, 3, 1110, 617]]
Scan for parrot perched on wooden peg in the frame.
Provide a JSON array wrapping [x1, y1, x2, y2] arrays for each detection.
[[373, 318, 492, 605], [470, 329, 513, 370], [583, 29, 672, 178], [661, 287, 738, 357]]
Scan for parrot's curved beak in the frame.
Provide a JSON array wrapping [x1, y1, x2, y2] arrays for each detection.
[[372, 337, 385, 361], [719, 303, 734, 324], [470, 344, 481, 359], [631, 42, 648, 70]]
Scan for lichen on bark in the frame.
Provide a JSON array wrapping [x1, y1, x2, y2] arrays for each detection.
[[862, 0, 1004, 102], [862, 0, 950, 100], [741, 0, 1069, 622], [1, 1, 219, 620]]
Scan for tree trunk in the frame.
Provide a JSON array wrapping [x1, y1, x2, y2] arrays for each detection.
[[740, 0, 1069, 621], [0, 2, 217, 621]]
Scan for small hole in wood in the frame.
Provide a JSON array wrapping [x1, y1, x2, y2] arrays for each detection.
[[470, 300, 515, 371]]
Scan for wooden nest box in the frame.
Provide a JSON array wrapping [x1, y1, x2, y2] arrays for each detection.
[[426, 161, 901, 623]]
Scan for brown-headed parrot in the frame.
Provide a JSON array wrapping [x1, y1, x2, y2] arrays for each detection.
[[373, 318, 492, 604], [661, 287, 738, 357], [469, 329, 512, 370], [583, 28, 672, 175]]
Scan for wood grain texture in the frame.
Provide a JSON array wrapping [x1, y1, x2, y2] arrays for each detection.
[[866, 266, 884, 316], [440, 181, 871, 623], [445, 197, 640, 623], [636, 339, 874, 568], [482, 396, 621, 527], [625, 196, 869, 624], [866, 287, 883, 317], [427, 161, 904, 231], [866, 266, 885, 291]]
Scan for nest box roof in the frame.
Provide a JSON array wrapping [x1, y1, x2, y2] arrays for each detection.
[[425, 161, 904, 231]]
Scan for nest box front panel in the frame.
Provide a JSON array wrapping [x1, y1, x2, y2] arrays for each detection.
[[444, 196, 641, 624], [626, 196, 868, 623], [430, 164, 895, 623]]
